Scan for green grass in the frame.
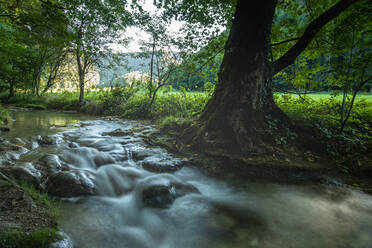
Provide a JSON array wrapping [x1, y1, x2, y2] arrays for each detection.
[[0, 104, 10, 124], [20, 182, 61, 218], [276, 92, 372, 109], [0, 228, 62, 248], [274, 93, 372, 167]]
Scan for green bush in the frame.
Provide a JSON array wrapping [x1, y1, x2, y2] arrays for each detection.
[[0, 104, 10, 124], [275, 94, 372, 168], [0, 228, 62, 248]]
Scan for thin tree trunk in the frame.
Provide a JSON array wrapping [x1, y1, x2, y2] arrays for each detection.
[[9, 82, 14, 98], [341, 75, 372, 131], [340, 33, 355, 126], [149, 40, 156, 98], [76, 50, 85, 103]]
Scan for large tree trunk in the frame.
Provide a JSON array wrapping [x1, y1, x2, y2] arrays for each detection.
[[186, 0, 284, 155]]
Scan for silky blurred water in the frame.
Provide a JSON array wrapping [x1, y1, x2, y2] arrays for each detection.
[[4, 110, 372, 248]]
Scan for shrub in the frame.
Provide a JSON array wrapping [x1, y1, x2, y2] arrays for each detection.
[[0, 228, 62, 248], [0, 104, 10, 124]]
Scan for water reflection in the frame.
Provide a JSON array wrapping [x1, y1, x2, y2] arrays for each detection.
[[2, 109, 92, 139]]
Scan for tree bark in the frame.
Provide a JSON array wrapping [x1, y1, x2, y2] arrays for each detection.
[[182, 0, 362, 157], [188, 0, 281, 155]]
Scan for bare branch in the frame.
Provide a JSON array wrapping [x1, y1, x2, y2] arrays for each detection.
[[271, 37, 299, 47]]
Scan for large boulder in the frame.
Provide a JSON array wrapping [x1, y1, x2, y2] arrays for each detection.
[[0, 163, 41, 187], [138, 174, 199, 209], [45, 170, 97, 197]]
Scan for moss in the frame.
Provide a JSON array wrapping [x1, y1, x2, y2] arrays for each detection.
[[24, 104, 47, 110], [0, 228, 62, 248]]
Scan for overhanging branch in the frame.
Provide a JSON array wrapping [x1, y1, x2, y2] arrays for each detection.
[[271, 37, 299, 47], [271, 0, 361, 76]]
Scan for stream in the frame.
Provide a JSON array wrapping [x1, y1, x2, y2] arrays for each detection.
[[1, 109, 372, 248]]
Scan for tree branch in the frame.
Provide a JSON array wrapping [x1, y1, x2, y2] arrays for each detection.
[[271, 0, 361, 76], [271, 37, 299, 47]]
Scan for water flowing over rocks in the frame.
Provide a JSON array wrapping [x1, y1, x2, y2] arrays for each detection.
[[50, 232, 73, 248], [138, 174, 200, 208], [36, 154, 65, 177], [1, 111, 372, 248]]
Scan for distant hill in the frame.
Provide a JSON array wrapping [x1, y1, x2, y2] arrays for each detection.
[[98, 53, 151, 87]]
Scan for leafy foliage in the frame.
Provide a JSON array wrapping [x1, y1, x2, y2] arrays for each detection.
[[275, 93, 372, 168]]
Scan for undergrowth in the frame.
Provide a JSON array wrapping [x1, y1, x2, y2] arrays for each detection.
[[275, 94, 372, 170], [0, 104, 10, 124], [0, 228, 62, 248]]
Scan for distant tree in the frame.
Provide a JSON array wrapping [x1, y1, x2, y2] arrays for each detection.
[[136, 14, 180, 108], [63, 0, 134, 103]]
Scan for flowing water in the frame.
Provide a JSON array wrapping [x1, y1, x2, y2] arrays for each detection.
[[2, 109, 372, 248]]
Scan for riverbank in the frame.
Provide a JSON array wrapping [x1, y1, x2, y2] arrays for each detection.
[[149, 126, 372, 195], [2, 91, 372, 188]]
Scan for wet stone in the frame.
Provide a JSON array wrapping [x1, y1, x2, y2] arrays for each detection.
[[0, 139, 23, 152], [68, 142, 79, 148], [139, 175, 200, 209], [11, 137, 26, 145], [36, 154, 65, 178], [142, 183, 199, 208], [142, 159, 183, 173], [102, 128, 133, 137], [45, 170, 97, 197], [0, 163, 41, 187], [132, 148, 166, 161], [37, 135, 57, 146], [93, 153, 116, 167], [80, 122, 94, 127]]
